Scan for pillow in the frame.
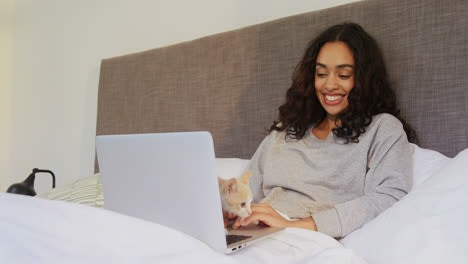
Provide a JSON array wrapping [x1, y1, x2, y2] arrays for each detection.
[[215, 158, 250, 179], [341, 148, 468, 264], [37, 174, 104, 208], [410, 143, 451, 190]]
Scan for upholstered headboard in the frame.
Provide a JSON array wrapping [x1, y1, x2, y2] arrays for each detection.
[[96, 0, 468, 173]]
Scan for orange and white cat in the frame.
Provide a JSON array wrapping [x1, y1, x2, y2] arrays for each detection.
[[218, 171, 253, 229]]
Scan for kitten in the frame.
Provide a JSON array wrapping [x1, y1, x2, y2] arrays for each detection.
[[218, 170, 253, 230]]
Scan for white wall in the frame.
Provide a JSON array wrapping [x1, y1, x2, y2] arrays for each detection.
[[6, 0, 360, 194], [1, 0, 13, 192]]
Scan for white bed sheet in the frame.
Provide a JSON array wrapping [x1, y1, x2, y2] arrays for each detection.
[[342, 148, 468, 263], [4, 147, 465, 263], [0, 192, 366, 264]]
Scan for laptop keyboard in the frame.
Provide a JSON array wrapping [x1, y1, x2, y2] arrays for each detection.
[[226, 234, 252, 246]]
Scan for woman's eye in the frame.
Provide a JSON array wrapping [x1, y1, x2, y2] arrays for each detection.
[[241, 202, 246, 207], [316, 73, 327, 78], [339, 75, 350, 79]]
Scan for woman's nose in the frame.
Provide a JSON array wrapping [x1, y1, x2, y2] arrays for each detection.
[[324, 75, 338, 91]]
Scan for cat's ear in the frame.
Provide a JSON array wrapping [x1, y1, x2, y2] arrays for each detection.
[[226, 179, 238, 194], [239, 170, 252, 185]]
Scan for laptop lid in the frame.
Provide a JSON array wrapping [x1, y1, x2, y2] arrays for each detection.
[[96, 132, 227, 253]]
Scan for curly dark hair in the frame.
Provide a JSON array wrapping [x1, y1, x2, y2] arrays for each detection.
[[270, 22, 417, 143]]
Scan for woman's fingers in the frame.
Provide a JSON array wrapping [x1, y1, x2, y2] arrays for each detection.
[[231, 203, 290, 229], [233, 214, 263, 229], [233, 212, 285, 228], [232, 205, 290, 229]]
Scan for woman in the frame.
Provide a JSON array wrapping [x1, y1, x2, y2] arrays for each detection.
[[233, 22, 416, 238]]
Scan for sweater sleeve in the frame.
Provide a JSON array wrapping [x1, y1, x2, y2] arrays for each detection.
[[312, 116, 413, 238], [246, 134, 273, 203]]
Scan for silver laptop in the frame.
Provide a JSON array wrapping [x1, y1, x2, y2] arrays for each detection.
[[96, 131, 283, 254]]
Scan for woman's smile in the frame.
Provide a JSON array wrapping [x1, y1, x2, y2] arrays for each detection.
[[322, 93, 346, 105], [315, 41, 355, 119]]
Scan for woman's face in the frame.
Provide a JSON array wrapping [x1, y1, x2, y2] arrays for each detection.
[[315, 41, 355, 120]]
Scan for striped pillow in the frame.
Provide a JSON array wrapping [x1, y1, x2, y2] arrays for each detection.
[[37, 174, 104, 208]]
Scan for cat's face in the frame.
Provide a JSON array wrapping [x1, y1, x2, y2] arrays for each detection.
[[219, 171, 253, 218]]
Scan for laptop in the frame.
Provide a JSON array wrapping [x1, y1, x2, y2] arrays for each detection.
[[95, 131, 283, 254]]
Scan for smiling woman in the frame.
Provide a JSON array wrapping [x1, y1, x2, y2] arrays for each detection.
[[234, 22, 417, 239], [314, 41, 355, 139], [271, 22, 416, 144]]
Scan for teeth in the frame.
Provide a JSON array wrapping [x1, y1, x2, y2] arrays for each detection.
[[325, 95, 343, 101]]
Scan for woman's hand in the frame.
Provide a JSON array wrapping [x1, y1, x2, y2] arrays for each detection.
[[232, 203, 291, 229], [232, 203, 318, 231]]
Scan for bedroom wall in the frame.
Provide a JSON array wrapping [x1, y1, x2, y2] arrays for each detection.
[[6, 0, 360, 194], [0, 0, 13, 192]]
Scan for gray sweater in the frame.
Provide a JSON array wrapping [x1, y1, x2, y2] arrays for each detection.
[[247, 113, 412, 238]]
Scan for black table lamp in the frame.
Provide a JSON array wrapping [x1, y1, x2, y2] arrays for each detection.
[[7, 168, 56, 196]]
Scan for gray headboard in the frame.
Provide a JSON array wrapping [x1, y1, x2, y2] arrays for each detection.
[[96, 0, 468, 172]]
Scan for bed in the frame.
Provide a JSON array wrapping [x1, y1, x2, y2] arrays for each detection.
[[2, 0, 467, 263]]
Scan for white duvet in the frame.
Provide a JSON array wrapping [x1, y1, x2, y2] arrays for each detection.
[[0, 191, 365, 264], [2, 146, 467, 264]]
